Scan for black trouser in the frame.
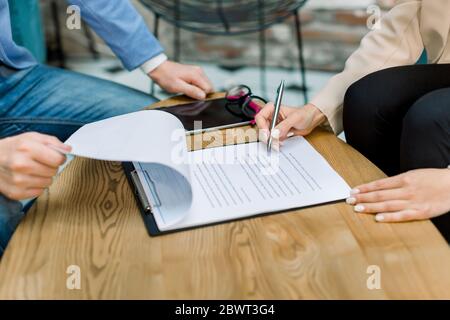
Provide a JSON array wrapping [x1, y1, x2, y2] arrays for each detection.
[[343, 64, 450, 241]]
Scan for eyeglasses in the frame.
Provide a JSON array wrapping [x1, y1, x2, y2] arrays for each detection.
[[225, 85, 267, 123]]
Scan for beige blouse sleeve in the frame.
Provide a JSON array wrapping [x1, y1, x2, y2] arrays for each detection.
[[310, 0, 424, 134]]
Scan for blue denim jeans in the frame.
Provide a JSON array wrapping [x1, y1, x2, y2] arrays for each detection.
[[0, 64, 158, 256]]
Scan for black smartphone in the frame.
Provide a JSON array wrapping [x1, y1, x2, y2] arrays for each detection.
[[158, 98, 253, 134]]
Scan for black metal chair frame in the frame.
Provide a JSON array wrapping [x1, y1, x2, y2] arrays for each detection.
[[143, 0, 309, 103], [49, 0, 308, 102], [48, 0, 99, 68]]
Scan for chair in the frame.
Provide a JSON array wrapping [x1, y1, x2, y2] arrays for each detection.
[[8, 0, 46, 63], [139, 0, 309, 102]]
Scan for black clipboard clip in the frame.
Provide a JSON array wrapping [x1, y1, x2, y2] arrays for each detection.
[[130, 170, 152, 214], [130, 169, 162, 215]]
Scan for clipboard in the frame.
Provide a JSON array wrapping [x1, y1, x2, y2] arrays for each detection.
[[123, 160, 284, 237], [65, 106, 350, 237], [122, 161, 346, 237]]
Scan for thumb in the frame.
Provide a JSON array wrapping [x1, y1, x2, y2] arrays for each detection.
[[35, 133, 72, 153], [176, 80, 206, 100]]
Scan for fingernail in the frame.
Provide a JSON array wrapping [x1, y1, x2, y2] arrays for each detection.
[[375, 214, 384, 222], [346, 197, 356, 205], [271, 129, 280, 139], [350, 188, 360, 195], [259, 130, 268, 143], [354, 204, 365, 213], [197, 92, 206, 100], [271, 142, 280, 152], [287, 132, 295, 138]]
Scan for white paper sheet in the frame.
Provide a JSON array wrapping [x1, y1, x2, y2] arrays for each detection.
[[65, 110, 193, 225], [151, 137, 350, 231], [65, 110, 350, 232]]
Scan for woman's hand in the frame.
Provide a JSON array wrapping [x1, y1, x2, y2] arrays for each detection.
[[255, 103, 326, 149], [347, 168, 450, 222], [0, 132, 71, 200]]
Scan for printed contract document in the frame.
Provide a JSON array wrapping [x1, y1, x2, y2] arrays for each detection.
[[66, 110, 350, 233]]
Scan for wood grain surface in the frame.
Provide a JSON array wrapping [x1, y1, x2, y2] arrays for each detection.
[[0, 93, 449, 299]]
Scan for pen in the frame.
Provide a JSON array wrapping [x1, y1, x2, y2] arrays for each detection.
[[267, 80, 285, 154]]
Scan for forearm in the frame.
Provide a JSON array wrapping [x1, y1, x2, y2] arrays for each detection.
[[310, 1, 423, 134], [304, 103, 327, 129], [67, 0, 164, 70]]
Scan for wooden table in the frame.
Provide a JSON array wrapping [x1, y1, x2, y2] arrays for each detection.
[[0, 94, 449, 299]]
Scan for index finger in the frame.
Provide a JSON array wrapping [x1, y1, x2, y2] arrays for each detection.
[[189, 69, 214, 94], [29, 141, 67, 168], [353, 175, 404, 194], [255, 102, 275, 130]]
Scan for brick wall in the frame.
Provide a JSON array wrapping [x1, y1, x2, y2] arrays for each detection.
[[45, 0, 398, 72]]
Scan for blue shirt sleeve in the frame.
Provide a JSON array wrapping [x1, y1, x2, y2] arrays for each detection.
[[68, 0, 164, 71]]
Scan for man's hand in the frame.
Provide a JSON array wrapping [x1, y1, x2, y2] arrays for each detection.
[[149, 60, 214, 100], [0, 132, 71, 200], [346, 169, 450, 222], [255, 103, 326, 150]]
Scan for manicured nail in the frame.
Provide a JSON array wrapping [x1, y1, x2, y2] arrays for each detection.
[[346, 197, 356, 205], [350, 188, 360, 195], [354, 204, 365, 212], [375, 214, 384, 222], [259, 130, 268, 143], [271, 142, 280, 152], [271, 129, 280, 139]]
